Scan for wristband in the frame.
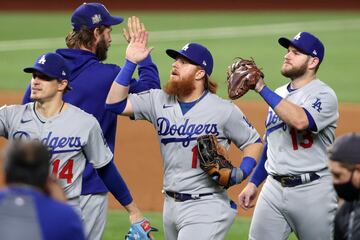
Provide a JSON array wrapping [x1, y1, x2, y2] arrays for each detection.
[[115, 59, 137, 87], [259, 86, 283, 109]]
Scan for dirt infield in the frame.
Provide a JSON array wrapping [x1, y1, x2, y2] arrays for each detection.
[[1, 91, 360, 217]]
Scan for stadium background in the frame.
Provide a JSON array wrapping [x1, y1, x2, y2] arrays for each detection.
[[0, 1, 359, 239]]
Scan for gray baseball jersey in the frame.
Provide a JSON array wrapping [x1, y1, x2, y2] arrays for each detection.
[[129, 89, 260, 194], [249, 79, 339, 240], [0, 103, 113, 199], [264, 79, 338, 175]]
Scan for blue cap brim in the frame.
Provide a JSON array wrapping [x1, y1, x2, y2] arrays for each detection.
[[278, 37, 292, 49], [166, 49, 200, 66], [23, 67, 58, 80], [278, 37, 311, 56], [104, 16, 124, 26]]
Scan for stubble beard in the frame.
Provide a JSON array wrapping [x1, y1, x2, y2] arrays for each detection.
[[281, 60, 308, 80], [163, 75, 196, 97]]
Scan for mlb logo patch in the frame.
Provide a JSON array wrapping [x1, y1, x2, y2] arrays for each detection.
[[92, 14, 102, 24]]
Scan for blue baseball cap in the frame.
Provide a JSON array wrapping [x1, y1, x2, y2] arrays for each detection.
[[166, 43, 214, 76], [71, 3, 123, 31], [24, 52, 71, 89], [328, 133, 360, 164], [278, 32, 325, 63]]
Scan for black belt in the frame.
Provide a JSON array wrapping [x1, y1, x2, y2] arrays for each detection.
[[272, 172, 320, 187], [165, 191, 213, 202]]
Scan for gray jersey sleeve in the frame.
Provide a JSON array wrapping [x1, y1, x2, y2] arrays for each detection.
[[128, 89, 160, 123], [223, 105, 260, 150], [82, 118, 113, 169], [302, 89, 338, 133], [0, 105, 10, 137]]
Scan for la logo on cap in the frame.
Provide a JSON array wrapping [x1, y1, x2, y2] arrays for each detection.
[[92, 14, 102, 24], [182, 43, 190, 51], [62, 71, 66, 76], [38, 55, 46, 64], [202, 60, 207, 66], [294, 32, 302, 40]]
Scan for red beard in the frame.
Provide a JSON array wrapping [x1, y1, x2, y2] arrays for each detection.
[[163, 75, 196, 97]]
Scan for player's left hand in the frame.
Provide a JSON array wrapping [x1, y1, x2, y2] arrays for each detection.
[[125, 218, 158, 240], [238, 182, 258, 210]]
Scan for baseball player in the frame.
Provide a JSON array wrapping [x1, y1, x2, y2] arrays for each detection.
[[22, 4, 160, 239], [105, 29, 263, 239], [1, 52, 157, 236], [238, 32, 338, 239], [0, 140, 85, 240]]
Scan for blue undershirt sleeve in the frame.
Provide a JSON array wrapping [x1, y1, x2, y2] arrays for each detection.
[[249, 143, 268, 187], [96, 161, 133, 206], [105, 98, 127, 114], [303, 108, 317, 131], [129, 55, 161, 93]]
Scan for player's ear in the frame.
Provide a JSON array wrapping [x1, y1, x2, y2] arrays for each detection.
[[195, 69, 206, 81], [308, 56, 320, 70], [93, 27, 102, 42], [57, 79, 69, 92]]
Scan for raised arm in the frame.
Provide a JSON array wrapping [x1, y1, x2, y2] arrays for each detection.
[[255, 79, 310, 131], [124, 17, 160, 92], [106, 20, 153, 116]]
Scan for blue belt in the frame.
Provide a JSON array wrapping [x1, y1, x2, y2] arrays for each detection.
[[165, 191, 213, 202], [272, 172, 320, 187]]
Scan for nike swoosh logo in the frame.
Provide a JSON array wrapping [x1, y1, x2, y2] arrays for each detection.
[[20, 119, 32, 123], [163, 104, 173, 109]]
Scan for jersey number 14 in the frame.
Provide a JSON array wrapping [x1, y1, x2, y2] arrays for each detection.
[[52, 159, 74, 184]]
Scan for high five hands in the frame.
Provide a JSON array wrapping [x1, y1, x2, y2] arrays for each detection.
[[124, 16, 154, 64]]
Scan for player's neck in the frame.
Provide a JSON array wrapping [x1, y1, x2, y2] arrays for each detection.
[[291, 73, 316, 89], [177, 87, 205, 102], [80, 45, 95, 54], [35, 98, 66, 118]]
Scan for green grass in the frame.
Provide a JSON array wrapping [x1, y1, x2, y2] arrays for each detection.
[[104, 210, 298, 240], [0, 11, 360, 102]]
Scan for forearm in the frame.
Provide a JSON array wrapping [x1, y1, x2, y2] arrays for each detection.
[[123, 201, 144, 224], [240, 142, 263, 178], [229, 142, 262, 186], [249, 143, 268, 187], [258, 86, 309, 130], [129, 55, 161, 93], [96, 161, 133, 206], [106, 60, 136, 104]]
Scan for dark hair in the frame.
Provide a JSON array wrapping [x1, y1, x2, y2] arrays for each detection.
[[5, 140, 51, 189], [65, 25, 107, 49]]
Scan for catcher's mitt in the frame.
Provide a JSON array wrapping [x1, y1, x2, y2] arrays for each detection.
[[197, 135, 234, 187], [227, 57, 264, 100], [125, 218, 158, 240]]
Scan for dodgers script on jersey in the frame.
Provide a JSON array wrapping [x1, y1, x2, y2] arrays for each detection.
[[264, 79, 338, 175], [128, 89, 260, 194], [0, 103, 113, 199]]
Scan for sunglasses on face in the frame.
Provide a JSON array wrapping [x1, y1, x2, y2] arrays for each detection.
[[32, 72, 55, 81]]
